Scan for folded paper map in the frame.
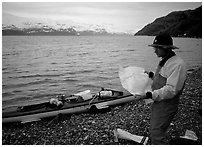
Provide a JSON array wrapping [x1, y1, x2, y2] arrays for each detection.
[[119, 66, 152, 95]]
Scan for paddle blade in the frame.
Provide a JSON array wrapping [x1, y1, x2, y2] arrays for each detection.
[[113, 128, 149, 145]]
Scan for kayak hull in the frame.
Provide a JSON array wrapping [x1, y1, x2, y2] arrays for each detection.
[[2, 90, 134, 123], [3, 104, 90, 123]]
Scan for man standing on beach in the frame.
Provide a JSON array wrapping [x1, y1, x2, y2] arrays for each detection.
[[136, 34, 187, 144]]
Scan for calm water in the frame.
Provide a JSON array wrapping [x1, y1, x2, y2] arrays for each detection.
[[2, 36, 202, 108]]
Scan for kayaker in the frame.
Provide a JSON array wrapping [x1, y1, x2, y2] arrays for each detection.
[[135, 34, 187, 144]]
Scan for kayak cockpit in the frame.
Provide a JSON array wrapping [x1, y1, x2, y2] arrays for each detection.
[[17, 102, 49, 112]]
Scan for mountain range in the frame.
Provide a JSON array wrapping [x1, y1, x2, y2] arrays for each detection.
[[2, 23, 119, 36], [2, 24, 111, 36], [135, 6, 202, 38], [2, 13, 128, 36]]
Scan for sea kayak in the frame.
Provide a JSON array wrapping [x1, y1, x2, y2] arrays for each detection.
[[2, 88, 134, 123]]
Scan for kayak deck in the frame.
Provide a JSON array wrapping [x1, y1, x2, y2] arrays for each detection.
[[2, 89, 134, 123]]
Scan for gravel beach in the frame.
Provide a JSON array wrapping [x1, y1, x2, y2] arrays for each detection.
[[2, 67, 202, 145]]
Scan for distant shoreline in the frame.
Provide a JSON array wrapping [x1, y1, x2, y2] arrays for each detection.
[[2, 34, 202, 39]]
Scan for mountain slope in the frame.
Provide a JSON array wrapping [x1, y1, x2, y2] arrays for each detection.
[[135, 6, 202, 37]]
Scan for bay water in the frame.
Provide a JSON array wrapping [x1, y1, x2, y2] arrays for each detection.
[[2, 36, 202, 108]]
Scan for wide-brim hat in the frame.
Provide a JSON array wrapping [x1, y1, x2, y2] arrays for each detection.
[[148, 34, 179, 49]]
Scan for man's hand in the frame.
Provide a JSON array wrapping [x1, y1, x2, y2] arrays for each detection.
[[144, 70, 149, 74], [134, 92, 153, 100], [144, 71, 154, 79], [134, 94, 146, 100]]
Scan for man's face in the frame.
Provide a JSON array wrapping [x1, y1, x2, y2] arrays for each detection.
[[153, 47, 167, 58]]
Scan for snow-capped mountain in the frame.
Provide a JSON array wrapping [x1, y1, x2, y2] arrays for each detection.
[[2, 13, 130, 35]]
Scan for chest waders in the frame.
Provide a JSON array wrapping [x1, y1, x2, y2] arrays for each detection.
[[150, 52, 183, 145]]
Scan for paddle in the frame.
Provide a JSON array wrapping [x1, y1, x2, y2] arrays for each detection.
[[89, 88, 104, 105]]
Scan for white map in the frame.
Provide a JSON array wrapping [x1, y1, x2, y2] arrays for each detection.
[[119, 66, 152, 95]]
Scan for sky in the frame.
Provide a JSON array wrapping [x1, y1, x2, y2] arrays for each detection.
[[2, 2, 202, 34]]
